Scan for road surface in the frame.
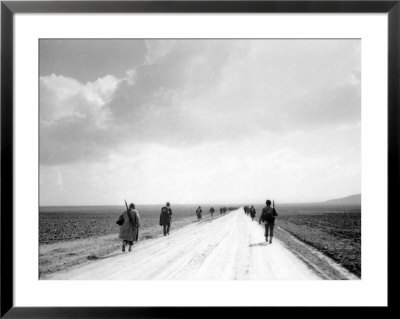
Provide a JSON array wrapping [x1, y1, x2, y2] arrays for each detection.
[[46, 208, 328, 280]]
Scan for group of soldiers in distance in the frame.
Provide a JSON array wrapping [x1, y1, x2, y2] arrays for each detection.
[[244, 205, 257, 220], [195, 206, 228, 221], [244, 200, 278, 243], [117, 199, 278, 252]]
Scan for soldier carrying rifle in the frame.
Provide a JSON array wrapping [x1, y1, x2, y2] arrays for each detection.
[[159, 202, 173, 236], [116, 201, 141, 252], [259, 200, 278, 244]]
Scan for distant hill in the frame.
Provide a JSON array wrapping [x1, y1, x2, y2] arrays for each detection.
[[324, 194, 361, 205]]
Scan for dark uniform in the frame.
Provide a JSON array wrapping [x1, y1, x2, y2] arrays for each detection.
[[196, 207, 202, 221], [117, 203, 140, 252], [259, 205, 278, 243], [159, 205, 172, 236], [210, 207, 215, 218], [250, 206, 256, 220]]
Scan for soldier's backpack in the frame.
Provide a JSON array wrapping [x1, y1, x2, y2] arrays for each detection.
[[263, 207, 276, 223], [116, 215, 123, 225], [132, 210, 139, 228]]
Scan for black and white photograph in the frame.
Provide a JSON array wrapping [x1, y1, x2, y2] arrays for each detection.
[[38, 39, 361, 280]]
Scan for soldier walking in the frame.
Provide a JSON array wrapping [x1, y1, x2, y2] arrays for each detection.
[[159, 202, 172, 236], [250, 205, 256, 221], [209, 207, 215, 218], [116, 203, 140, 252], [259, 200, 278, 243], [196, 206, 202, 221]]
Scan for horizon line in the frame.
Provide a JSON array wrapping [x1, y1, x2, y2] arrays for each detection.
[[39, 193, 361, 207], [39, 200, 361, 208]]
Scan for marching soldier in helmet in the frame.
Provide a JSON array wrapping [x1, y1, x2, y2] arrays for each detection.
[[259, 200, 278, 243], [159, 202, 173, 236], [116, 203, 140, 252], [250, 205, 256, 221], [196, 206, 203, 221], [209, 207, 215, 218]]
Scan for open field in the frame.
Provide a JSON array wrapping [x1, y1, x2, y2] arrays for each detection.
[[244, 204, 361, 277], [43, 209, 358, 280], [251, 203, 361, 216], [39, 204, 361, 278], [39, 205, 235, 277], [39, 216, 197, 278], [39, 204, 233, 244], [275, 211, 361, 277]]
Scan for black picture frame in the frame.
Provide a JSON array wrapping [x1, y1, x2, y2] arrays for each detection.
[[1, 1, 396, 317]]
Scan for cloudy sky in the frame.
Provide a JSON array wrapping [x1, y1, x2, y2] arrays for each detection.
[[39, 39, 360, 206]]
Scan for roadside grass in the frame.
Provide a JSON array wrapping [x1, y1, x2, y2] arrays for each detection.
[[39, 216, 197, 278], [276, 213, 361, 277]]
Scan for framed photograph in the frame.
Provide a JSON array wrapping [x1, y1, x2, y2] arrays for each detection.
[[1, 0, 396, 317]]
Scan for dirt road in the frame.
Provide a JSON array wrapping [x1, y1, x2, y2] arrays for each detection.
[[45, 208, 344, 280]]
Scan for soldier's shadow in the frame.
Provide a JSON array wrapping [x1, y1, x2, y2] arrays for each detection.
[[87, 252, 124, 261], [249, 242, 269, 247]]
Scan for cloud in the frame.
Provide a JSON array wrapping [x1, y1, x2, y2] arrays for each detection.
[[40, 39, 360, 166], [144, 40, 177, 65], [40, 74, 121, 164], [40, 74, 119, 125], [39, 134, 361, 205], [39, 39, 147, 83]]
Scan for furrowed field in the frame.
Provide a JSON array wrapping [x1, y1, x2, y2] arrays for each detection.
[[270, 204, 361, 277], [39, 204, 235, 277], [39, 204, 233, 244], [39, 204, 361, 278]]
